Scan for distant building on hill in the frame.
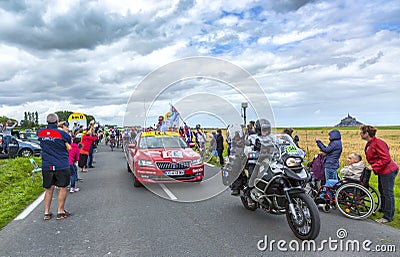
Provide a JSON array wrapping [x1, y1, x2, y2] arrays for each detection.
[[335, 113, 363, 127]]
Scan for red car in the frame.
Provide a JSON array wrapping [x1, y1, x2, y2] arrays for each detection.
[[126, 131, 204, 187]]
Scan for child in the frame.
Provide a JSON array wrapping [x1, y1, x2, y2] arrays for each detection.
[[69, 137, 81, 193]]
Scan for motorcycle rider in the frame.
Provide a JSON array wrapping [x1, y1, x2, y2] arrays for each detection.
[[230, 119, 274, 197], [248, 119, 275, 187], [244, 119, 275, 207]]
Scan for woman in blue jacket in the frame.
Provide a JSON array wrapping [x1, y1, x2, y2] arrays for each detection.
[[315, 130, 343, 180]]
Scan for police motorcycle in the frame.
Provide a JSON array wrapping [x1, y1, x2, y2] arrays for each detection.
[[222, 120, 320, 240]]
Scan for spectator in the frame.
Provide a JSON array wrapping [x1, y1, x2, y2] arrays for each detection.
[[87, 138, 97, 168], [216, 129, 224, 166], [360, 125, 398, 224], [37, 113, 72, 220], [283, 128, 294, 137], [72, 122, 79, 133], [156, 116, 168, 132], [340, 153, 365, 180], [2, 120, 18, 154], [226, 127, 231, 157], [308, 153, 325, 189], [210, 131, 218, 159], [183, 122, 192, 145], [195, 124, 206, 154], [315, 130, 342, 181], [247, 121, 256, 135], [69, 137, 81, 193], [78, 126, 98, 172]]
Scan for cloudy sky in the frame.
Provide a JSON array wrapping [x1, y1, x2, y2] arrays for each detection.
[[0, 0, 399, 128]]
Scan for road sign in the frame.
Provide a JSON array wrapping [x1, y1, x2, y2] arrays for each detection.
[[68, 112, 87, 130]]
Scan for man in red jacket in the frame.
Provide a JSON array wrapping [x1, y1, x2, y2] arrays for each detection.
[[78, 126, 98, 172], [360, 125, 398, 223]]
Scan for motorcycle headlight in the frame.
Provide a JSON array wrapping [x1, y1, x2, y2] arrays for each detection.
[[192, 157, 203, 166], [285, 157, 302, 167], [138, 159, 154, 167]]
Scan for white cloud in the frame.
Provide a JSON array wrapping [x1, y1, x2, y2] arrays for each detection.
[[0, 0, 399, 127]]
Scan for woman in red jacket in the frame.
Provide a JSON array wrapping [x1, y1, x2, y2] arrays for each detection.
[[360, 125, 398, 223], [78, 127, 98, 172]]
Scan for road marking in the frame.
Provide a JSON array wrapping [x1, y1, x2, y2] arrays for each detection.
[[14, 192, 45, 220], [159, 184, 177, 200], [205, 163, 215, 167]]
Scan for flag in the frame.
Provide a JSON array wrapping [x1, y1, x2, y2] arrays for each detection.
[[164, 104, 180, 130]]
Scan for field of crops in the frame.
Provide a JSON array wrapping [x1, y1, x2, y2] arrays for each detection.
[[292, 126, 400, 166]]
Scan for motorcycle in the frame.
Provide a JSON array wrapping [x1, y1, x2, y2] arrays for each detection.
[[223, 127, 320, 240]]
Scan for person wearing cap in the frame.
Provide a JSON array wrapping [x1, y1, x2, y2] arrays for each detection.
[[37, 113, 72, 220]]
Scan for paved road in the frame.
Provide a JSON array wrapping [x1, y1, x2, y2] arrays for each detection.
[[0, 144, 399, 257]]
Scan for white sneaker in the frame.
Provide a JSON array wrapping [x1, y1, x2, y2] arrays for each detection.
[[73, 187, 80, 192], [70, 187, 75, 193]]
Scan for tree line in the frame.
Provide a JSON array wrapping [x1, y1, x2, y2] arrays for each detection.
[[1, 111, 96, 130]]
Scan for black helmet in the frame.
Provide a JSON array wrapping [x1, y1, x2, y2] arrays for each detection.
[[255, 119, 271, 135], [196, 124, 201, 129]]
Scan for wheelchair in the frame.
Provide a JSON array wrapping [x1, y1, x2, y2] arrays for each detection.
[[307, 168, 381, 220]]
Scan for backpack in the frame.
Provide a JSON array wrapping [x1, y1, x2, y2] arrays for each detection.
[[309, 153, 325, 181]]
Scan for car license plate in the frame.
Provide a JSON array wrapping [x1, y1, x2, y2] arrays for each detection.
[[164, 170, 184, 176]]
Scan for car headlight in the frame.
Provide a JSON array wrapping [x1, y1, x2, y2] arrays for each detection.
[[285, 157, 302, 168], [138, 160, 154, 167], [192, 157, 203, 166]]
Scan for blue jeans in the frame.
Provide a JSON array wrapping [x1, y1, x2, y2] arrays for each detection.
[[87, 146, 94, 167], [325, 168, 339, 180], [70, 164, 78, 188], [378, 169, 398, 221], [2, 135, 11, 152]]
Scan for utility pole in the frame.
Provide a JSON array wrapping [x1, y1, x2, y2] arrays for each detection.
[[241, 102, 248, 126]]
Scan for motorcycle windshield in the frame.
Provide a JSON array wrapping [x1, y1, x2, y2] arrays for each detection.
[[271, 133, 306, 158]]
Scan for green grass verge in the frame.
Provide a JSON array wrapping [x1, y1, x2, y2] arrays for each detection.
[[0, 157, 44, 230]]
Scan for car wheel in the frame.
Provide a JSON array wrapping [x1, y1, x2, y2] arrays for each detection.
[[19, 148, 33, 157], [133, 173, 142, 187]]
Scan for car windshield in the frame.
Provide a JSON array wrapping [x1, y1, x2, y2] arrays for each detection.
[[21, 133, 38, 140], [139, 136, 187, 149]]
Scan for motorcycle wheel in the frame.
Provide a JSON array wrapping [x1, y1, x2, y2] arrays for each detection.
[[240, 192, 257, 211], [285, 193, 320, 240]]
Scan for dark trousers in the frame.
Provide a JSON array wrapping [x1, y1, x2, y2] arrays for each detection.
[[231, 165, 254, 190], [70, 164, 77, 188], [87, 145, 94, 167], [217, 148, 224, 165], [378, 169, 398, 221], [2, 135, 11, 152]]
